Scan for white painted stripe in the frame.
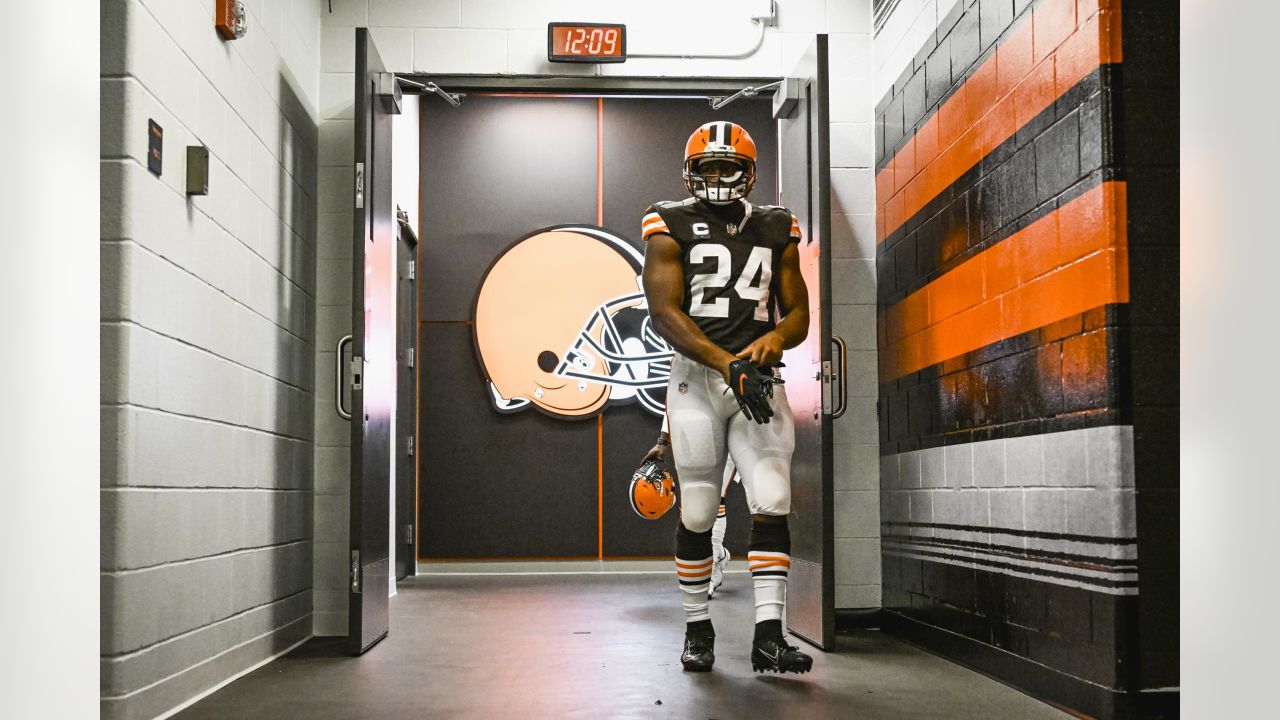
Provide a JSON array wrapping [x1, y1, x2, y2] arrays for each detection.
[[884, 538, 1139, 575], [884, 540, 1139, 588], [886, 548, 1139, 596], [892, 527, 1140, 561]]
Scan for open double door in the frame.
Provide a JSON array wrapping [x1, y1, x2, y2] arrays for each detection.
[[342, 29, 837, 654]]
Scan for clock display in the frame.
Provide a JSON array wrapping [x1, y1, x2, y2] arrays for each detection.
[[548, 23, 627, 63]]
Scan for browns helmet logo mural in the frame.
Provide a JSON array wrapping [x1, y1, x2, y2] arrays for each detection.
[[473, 225, 674, 420]]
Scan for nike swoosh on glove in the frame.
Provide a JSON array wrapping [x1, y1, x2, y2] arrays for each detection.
[[728, 359, 783, 424]]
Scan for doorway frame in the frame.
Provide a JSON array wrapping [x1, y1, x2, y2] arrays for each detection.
[[402, 72, 793, 564]]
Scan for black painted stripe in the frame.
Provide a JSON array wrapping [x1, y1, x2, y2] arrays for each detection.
[[882, 533, 1139, 570], [877, 65, 1116, 306], [875, 0, 1038, 171], [878, 305, 1126, 456], [882, 520, 1136, 546], [885, 545, 1140, 589]]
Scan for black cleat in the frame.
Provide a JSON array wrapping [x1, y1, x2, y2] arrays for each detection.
[[751, 635, 813, 674], [680, 633, 715, 672]]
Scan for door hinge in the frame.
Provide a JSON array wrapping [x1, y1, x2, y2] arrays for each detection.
[[408, 260, 416, 280], [350, 549, 362, 594], [350, 356, 363, 390], [406, 435, 414, 456], [354, 162, 364, 209], [401, 523, 414, 545], [406, 347, 415, 368]]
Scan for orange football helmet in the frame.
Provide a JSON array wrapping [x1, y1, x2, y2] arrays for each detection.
[[683, 121, 757, 204], [629, 459, 676, 520], [473, 225, 673, 419]]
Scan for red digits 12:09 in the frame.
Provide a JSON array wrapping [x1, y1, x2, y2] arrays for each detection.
[[559, 26, 619, 56]]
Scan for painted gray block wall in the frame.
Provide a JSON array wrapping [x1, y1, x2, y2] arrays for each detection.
[[880, 427, 1139, 594], [313, 0, 882, 630], [100, 0, 322, 716]]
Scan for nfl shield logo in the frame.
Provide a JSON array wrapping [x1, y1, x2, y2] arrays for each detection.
[[725, 224, 738, 237], [678, 382, 688, 394]]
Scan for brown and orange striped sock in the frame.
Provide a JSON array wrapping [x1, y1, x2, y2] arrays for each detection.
[[675, 522, 713, 624], [748, 514, 791, 624]]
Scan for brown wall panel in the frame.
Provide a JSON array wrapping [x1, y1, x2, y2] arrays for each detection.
[[418, 95, 777, 559], [419, 324, 599, 558]]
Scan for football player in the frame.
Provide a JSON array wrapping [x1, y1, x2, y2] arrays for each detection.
[[641, 121, 813, 675], [641, 417, 738, 598]]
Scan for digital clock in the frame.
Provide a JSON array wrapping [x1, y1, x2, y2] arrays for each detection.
[[547, 22, 627, 63]]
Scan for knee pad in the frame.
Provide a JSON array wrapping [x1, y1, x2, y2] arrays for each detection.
[[678, 484, 721, 533], [745, 458, 792, 515], [669, 411, 719, 472], [749, 514, 791, 555]]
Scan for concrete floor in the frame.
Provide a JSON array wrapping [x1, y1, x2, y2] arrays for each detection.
[[178, 569, 1072, 719]]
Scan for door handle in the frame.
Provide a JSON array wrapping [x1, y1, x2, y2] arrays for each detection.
[[830, 335, 848, 419], [336, 334, 353, 420]]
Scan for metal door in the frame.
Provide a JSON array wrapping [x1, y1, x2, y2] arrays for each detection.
[[395, 208, 418, 580], [777, 35, 835, 650], [348, 27, 395, 655]]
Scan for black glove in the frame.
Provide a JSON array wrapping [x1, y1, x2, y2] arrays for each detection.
[[727, 359, 783, 424]]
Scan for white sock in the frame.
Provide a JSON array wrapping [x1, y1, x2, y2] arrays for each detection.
[[748, 551, 790, 623], [677, 555, 713, 623], [711, 505, 727, 556]]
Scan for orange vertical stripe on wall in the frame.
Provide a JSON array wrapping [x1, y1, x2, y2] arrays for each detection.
[[597, 97, 604, 226], [597, 414, 604, 560], [596, 98, 605, 559]]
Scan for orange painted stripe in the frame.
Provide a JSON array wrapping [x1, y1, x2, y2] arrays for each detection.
[[875, 0, 1123, 243], [881, 182, 1128, 380], [597, 97, 604, 226], [597, 414, 604, 560]]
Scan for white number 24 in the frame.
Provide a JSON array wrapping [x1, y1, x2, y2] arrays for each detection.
[[688, 244, 773, 321]]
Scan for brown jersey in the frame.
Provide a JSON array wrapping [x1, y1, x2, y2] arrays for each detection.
[[642, 198, 801, 353]]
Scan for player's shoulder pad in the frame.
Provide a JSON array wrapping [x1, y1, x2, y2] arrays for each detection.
[[753, 203, 793, 216], [643, 201, 682, 241], [753, 204, 802, 243]]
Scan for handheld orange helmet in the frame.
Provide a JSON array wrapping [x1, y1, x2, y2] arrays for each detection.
[[683, 121, 757, 204], [629, 459, 676, 520]]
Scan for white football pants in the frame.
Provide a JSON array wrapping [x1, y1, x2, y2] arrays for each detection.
[[666, 354, 795, 532]]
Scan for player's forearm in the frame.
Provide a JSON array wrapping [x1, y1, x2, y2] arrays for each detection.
[[651, 307, 738, 377], [772, 307, 810, 350]]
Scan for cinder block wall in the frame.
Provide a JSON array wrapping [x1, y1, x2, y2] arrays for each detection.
[[100, 0, 322, 716], [872, 0, 1177, 717], [313, 0, 882, 633]]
